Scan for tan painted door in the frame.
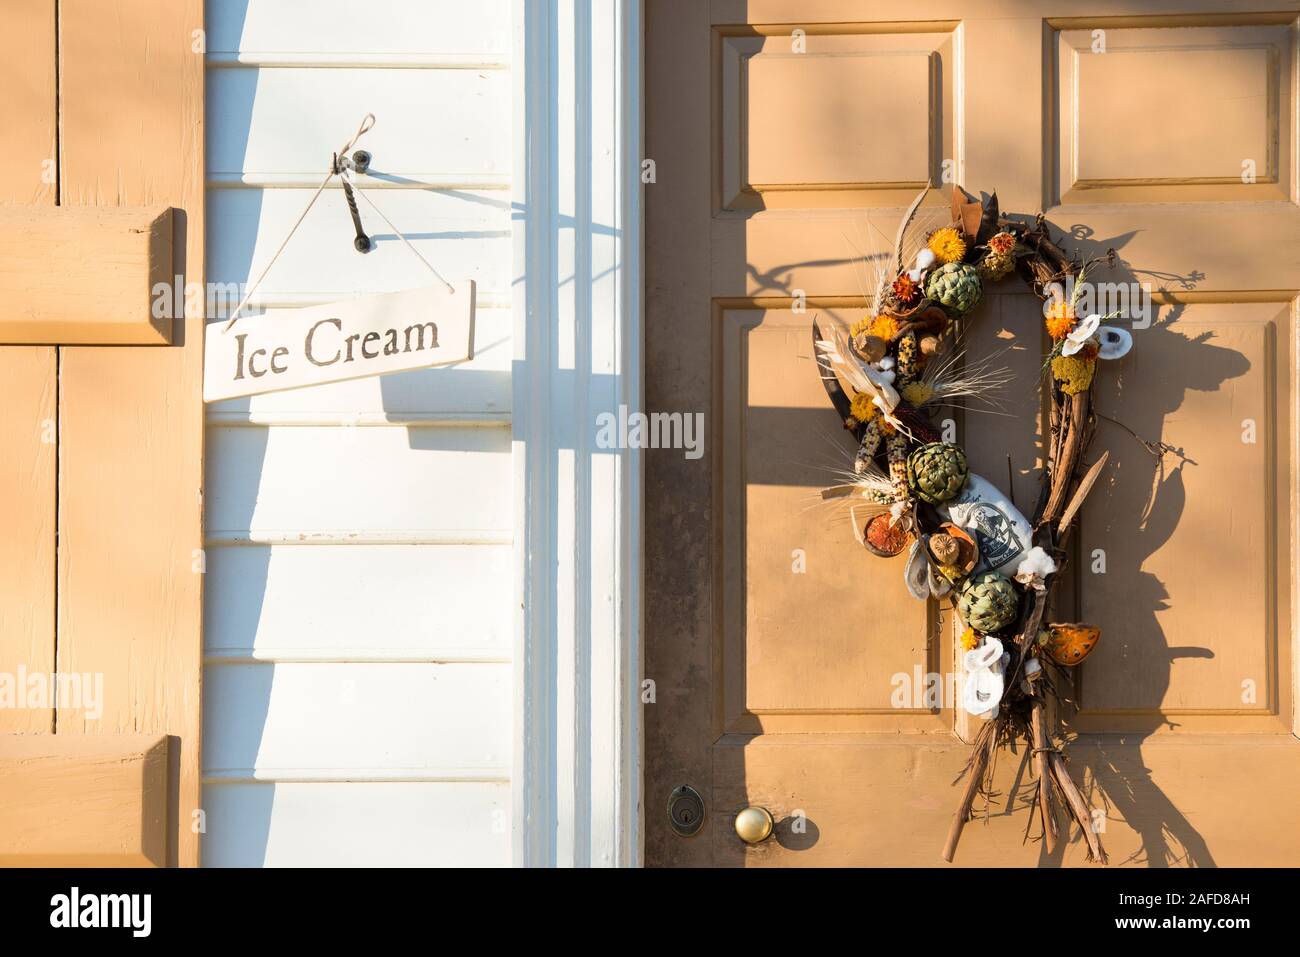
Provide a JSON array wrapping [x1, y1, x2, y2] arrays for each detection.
[[0, 0, 204, 866], [645, 0, 1300, 866]]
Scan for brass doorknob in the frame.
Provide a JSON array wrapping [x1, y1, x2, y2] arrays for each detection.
[[734, 806, 775, 845]]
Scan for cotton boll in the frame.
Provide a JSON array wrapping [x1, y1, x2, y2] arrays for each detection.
[[877, 369, 896, 385], [1013, 546, 1057, 584], [914, 248, 937, 272], [877, 356, 895, 371]]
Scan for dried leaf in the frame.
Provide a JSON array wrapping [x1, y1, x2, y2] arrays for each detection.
[[1057, 451, 1110, 532]]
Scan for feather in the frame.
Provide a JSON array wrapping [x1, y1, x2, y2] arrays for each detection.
[[810, 318, 859, 437], [894, 183, 931, 273], [815, 324, 903, 421], [874, 183, 931, 309]]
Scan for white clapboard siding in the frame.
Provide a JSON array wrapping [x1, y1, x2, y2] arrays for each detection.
[[207, 0, 510, 61], [204, 0, 514, 867], [206, 425, 511, 540], [207, 189, 511, 302], [204, 544, 513, 661], [202, 782, 510, 867], [206, 308, 512, 419], [203, 782, 510, 867], [207, 68, 510, 178], [204, 662, 511, 780]]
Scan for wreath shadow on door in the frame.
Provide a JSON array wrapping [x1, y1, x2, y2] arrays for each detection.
[[1001, 236, 1246, 867]]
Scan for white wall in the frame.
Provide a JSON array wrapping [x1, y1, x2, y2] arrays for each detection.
[[202, 0, 514, 867]]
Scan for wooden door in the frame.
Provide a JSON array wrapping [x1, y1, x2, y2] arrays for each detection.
[[0, 0, 204, 865], [645, 0, 1300, 866]]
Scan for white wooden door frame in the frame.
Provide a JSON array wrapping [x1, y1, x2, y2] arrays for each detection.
[[511, 0, 643, 867]]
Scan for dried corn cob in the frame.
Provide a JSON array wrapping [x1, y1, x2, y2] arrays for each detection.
[[886, 432, 911, 494], [896, 331, 921, 387], [853, 419, 884, 474]]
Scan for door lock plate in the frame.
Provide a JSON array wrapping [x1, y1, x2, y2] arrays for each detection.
[[667, 785, 705, 837]]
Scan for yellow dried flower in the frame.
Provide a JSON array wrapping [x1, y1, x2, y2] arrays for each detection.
[[868, 314, 899, 342], [959, 627, 979, 652], [1051, 354, 1095, 395], [901, 381, 935, 407], [927, 227, 967, 265], [850, 314, 900, 342], [849, 392, 879, 423]]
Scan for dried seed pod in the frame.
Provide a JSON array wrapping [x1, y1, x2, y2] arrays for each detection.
[[929, 533, 960, 565], [852, 333, 887, 363], [919, 334, 940, 357]]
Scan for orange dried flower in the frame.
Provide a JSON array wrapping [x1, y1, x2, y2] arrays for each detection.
[[1044, 301, 1076, 340], [892, 273, 920, 305], [987, 231, 1016, 255]]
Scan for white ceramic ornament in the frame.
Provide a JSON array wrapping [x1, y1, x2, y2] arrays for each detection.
[[1097, 326, 1133, 360], [962, 637, 1007, 719], [963, 674, 1002, 720], [1061, 313, 1101, 356], [964, 638, 1004, 673]]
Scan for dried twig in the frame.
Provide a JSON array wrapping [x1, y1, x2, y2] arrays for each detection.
[[1031, 701, 1059, 854], [943, 723, 998, 863], [1094, 410, 1195, 465], [1049, 752, 1108, 863]]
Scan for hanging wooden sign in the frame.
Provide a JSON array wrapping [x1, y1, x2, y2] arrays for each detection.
[[203, 281, 475, 402]]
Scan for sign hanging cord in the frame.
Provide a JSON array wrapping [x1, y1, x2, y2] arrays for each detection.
[[222, 113, 455, 332]]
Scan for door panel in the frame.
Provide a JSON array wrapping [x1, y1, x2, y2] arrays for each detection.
[[719, 306, 945, 734], [646, 0, 1300, 867], [718, 27, 956, 210], [1075, 307, 1292, 733]]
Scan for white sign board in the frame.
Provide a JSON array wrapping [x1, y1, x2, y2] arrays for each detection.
[[204, 281, 475, 402]]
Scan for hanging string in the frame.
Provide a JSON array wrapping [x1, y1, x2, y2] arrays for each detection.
[[341, 166, 456, 295], [221, 113, 454, 332]]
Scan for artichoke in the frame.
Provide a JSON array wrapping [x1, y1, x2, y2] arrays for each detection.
[[906, 442, 968, 504], [925, 261, 983, 315], [958, 572, 1020, 633]]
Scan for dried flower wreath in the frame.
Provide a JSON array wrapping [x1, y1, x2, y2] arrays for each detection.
[[813, 184, 1135, 863]]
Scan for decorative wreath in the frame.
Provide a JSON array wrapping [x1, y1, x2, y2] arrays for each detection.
[[813, 185, 1137, 863]]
